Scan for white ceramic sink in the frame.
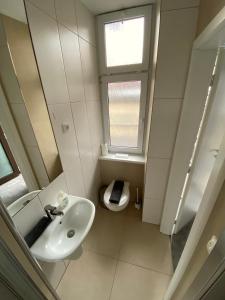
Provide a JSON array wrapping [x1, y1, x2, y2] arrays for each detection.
[[30, 195, 95, 262]]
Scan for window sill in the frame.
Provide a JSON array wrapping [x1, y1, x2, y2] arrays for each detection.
[[99, 153, 146, 165]]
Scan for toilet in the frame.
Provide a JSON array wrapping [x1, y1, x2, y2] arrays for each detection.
[[103, 180, 130, 212]]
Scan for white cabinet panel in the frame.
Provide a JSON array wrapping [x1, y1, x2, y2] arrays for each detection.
[[79, 38, 100, 102], [148, 99, 182, 159], [59, 25, 85, 102], [55, 0, 78, 33], [26, 2, 69, 104], [48, 103, 85, 196], [154, 7, 198, 99]]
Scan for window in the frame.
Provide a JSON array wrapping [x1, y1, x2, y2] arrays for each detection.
[[108, 80, 141, 147], [98, 6, 152, 153], [105, 17, 145, 67], [0, 126, 20, 185]]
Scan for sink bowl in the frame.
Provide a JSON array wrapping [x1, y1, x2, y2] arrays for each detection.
[[30, 195, 95, 262]]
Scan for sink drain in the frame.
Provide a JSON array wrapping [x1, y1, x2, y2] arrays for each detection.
[[67, 229, 75, 238]]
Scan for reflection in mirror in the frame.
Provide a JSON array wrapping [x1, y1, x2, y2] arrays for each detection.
[[0, 1, 63, 216]]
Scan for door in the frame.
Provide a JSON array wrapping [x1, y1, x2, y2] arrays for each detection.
[[201, 271, 225, 300], [182, 224, 225, 300], [174, 49, 225, 234], [170, 49, 225, 270]]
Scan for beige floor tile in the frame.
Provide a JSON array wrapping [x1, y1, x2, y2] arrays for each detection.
[[110, 261, 171, 300], [83, 207, 126, 258], [57, 250, 117, 300], [119, 217, 173, 275]]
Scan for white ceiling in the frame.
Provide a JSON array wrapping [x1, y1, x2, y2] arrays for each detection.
[[81, 0, 155, 15], [0, 0, 27, 23]]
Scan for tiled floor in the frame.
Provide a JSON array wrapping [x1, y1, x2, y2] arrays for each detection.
[[57, 203, 172, 300]]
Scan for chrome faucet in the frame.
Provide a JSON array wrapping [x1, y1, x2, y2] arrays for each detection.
[[44, 205, 64, 220]]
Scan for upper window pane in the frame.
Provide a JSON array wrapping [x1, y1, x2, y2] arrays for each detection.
[[105, 17, 144, 67], [108, 80, 141, 148]]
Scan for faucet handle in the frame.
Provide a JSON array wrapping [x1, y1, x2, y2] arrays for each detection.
[[44, 204, 64, 218], [44, 205, 57, 221], [44, 205, 56, 212]]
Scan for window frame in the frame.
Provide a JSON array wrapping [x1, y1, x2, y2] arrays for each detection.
[[0, 126, 20, 185], [97, 6, 152, 75], [101, 73, 148, 154]]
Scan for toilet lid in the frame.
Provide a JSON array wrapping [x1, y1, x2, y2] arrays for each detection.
[[104, 181, 130, 211]]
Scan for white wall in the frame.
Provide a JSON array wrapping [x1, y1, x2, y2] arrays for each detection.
[[143, 0, 199, 225], [25, 0, 103, 204]]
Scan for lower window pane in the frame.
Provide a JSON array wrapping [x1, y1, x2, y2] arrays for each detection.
[[108, 80, 141, 148]]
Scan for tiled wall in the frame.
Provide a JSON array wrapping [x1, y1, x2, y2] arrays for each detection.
[[12, 173, 69, 289], [143, 0, 199, 225], [0, 17, 49, 187], [25, 0, 103, 204]]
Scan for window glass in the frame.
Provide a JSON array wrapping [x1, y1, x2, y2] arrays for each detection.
[[105, 17, 144, 67], [0, 142, 13, 179], [108, 80, 141, 147]]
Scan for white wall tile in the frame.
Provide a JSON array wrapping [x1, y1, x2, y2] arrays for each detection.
[[26, 0, 56, 19], [12, 196, 44, 237], [161, 0, 199, 11], [148, 99, 182, 159], [154, 7, 198, 99], [58, 25, 85, 102], [39, 260, 66, 289], [26, 0, 102, 206], [79, 38, 100, 102], [10, 104, 37, 147], [55, 0, 78, 33], [26, 146, 50, 187], [26, 2, 69, 104], [86, 101, 103, 158], [38, 173, 68, 207], [88, 163, 101, 204], [0, 46, 24, 103], [142, 197, 164, 225], [75, 0, 96, 45], [71, 101, 95, 197], [48, 103, 85, 196], [144, 158, 170, 200]]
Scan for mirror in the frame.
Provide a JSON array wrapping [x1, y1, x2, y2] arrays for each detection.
[[0, 1, 63, 216]]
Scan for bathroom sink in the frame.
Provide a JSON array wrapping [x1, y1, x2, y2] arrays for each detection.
[[30, 195, 95, 262]]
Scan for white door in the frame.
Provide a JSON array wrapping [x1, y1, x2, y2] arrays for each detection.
[[174, 49, 225, 233]]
